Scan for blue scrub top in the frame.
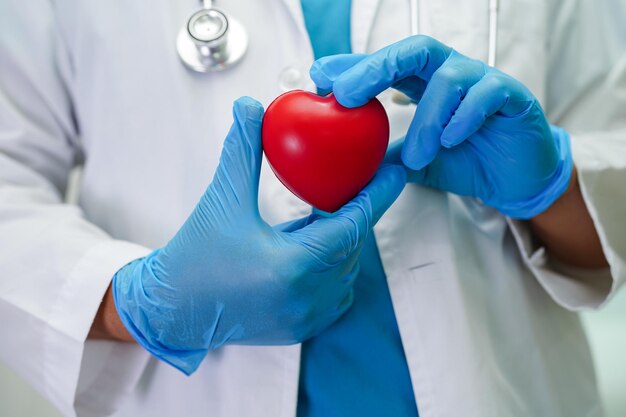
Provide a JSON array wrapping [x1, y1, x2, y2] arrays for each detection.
[[297, 2, 419, 416]]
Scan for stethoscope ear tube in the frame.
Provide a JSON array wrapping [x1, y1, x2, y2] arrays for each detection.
[[392, 0, 499, 104], [488, 0, 499, 67], [408, 0, 498, 65]]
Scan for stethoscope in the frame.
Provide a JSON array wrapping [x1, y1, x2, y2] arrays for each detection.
[[177, 0, 248, 72], [177, 0, 499, 75]]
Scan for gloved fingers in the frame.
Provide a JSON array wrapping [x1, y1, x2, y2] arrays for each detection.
[[275, 208, 335, 234], [392, 76, 427, 103], [292, 164, 406, 265], [439, 72, 535, 148], [331, 35, 452, 108], [383, 138, 405, 165], [321, 284, 355, 333], [203, 97, 265, 221], [335, 288, 355, 313], [311, 54, 427, 103], [351, 163, 406, 226], [274, 214, 315, 233], [301, 287, 354, 341], [295, 262, 357, 342], [384, 137, 430, 185], [341, 260, 360, 285], [310, 54, 368, 91], [401, 51, 487, 170]]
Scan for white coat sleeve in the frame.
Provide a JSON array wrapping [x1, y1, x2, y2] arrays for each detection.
[[508, 0, 626, 311], [0, 2, 152, 416]]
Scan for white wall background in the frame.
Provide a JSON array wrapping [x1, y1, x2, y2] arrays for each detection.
[[1, 288, 625, 417]]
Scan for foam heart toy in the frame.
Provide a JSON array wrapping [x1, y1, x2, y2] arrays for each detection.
[[262, 90, 389, 213]]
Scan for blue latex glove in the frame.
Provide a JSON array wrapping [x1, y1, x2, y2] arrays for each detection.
[[112, 97, 406, 375], [310, 36, 573, 219]]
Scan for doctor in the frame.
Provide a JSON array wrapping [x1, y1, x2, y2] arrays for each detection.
[[1, 1, 625, 417]]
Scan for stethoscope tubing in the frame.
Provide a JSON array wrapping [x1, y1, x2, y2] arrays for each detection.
[[180, 0, 499, 74], [409, 0, 499, 67], [488, 0, 499, 67]]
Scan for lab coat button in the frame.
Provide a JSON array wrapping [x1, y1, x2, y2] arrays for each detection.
[[278, 66, 306, 92]]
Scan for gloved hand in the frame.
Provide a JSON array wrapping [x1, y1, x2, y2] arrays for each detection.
[[310, 35, 573, 219], [112, 97, 406, 375]]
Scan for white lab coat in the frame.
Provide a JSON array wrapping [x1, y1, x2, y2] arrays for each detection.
[[0, 0, 625, 416]]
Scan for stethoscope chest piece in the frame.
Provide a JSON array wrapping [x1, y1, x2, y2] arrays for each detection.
[[177, 6, 248, 73]]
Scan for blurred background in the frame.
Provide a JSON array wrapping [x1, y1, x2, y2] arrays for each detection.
[[1, 287, 625, 416]]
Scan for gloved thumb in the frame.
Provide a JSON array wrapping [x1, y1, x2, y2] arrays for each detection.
[[292, 164, 406, 266], [384, 137, 431, 185], [204, 97, 265, 219]]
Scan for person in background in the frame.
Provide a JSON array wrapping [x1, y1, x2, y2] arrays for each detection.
[[0, 0, 624, 416]]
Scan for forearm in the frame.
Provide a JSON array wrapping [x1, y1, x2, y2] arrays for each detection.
[[529, 165, 608, 269], [89, 284, 135, 342]]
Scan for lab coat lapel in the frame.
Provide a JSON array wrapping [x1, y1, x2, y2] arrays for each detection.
[[351, 0, 382, 53], [278, 0, 309, 41]]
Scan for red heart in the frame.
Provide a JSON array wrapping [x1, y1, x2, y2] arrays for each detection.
[[262, 90, 389, 213]]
